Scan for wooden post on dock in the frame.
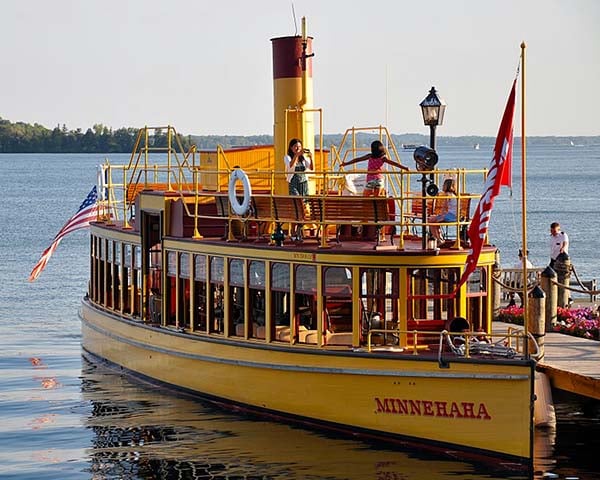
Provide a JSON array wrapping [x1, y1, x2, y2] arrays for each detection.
[[527, 285, 545, 359], [554, 253, 571, 308], [491, 250, 502, 319], [492, 262, 502, 320], [541, 266, 557, 331]]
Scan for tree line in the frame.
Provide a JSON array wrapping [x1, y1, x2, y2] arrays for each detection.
[[1, 117, 597, 153], [0, 118, 195, 153]]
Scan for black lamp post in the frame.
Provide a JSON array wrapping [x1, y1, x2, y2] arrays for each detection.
[[417, 86, 445, 249], [420, 86, 446, 150]]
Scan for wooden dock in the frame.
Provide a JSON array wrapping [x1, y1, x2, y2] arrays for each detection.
[[537, 331, 600, 401], [494, 320, 600, 401]]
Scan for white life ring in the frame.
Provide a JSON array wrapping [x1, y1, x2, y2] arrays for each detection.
[[228, 168, 252, 216]]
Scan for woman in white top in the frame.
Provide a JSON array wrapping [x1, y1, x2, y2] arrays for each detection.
[[284, 138, 313, 196]]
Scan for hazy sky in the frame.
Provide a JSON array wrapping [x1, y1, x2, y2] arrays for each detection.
[[2, 0, 599, 137]]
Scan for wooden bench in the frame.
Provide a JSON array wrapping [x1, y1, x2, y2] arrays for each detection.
[[306, 196, 391, 246], [403, 195, 433, 236], [250, 195, 308, 241], [499, 267, 544, 301]]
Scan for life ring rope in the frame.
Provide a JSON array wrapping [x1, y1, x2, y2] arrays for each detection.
[[228, 168, 252, 216]]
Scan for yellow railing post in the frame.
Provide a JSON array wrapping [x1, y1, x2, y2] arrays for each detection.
[[122, 167, 131, 230]]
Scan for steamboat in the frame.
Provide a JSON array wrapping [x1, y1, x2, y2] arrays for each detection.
[[80, 19, 536, 469]]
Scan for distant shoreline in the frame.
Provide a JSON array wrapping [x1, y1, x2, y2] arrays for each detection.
[[1, 116, 598, 152]]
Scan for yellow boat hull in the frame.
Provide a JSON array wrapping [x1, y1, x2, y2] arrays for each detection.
[[81, 301, 534, 465]]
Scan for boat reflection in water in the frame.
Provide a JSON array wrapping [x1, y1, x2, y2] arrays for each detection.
[[81, 357, 534, 480]]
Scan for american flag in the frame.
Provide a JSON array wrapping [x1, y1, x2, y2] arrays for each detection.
[[29, 186, 99, 282]]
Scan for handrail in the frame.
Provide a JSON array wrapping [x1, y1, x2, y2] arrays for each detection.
[[365, 326, 531, 359], [98, 161, 485, 250], [96, 129, 488, 251]]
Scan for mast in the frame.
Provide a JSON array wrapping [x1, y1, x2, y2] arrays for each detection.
[[520, 42, 529, 342]]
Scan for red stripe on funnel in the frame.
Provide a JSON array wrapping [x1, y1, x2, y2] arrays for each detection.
[[271, 36, 313, 79]]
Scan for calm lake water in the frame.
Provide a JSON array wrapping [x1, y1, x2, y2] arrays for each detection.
[[1, 145, 599, 479]]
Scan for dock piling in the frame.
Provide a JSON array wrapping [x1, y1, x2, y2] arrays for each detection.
[[541, 266, 557, 330]]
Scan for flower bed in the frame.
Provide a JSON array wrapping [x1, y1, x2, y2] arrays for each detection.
[[496, 305, 600, 341]]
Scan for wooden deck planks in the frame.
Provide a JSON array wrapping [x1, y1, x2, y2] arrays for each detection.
[[494, 320, 600, 400], [537, 332, 600, 400]]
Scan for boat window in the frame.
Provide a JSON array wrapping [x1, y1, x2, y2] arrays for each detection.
[[229, 259, 244, 286], [406, 267, 459, 346], [360, 268, 399, 347], [179, 253, 190, 279], [324, 267, 353, 345], [296, 265, 316, 293], [167, 251, 177, 277], [249, 261, 266, 340], [122, 243, 132, 315], [272, 262, 290, 289], [98, 238, 107, 307], [134, 246, 141, 269], [229, 259, 245, 337], [107, 239, 113, 263], [124, 244, 132, 267], [193, 255, 207, 332], [296, 265, 317, 343], [109, 240, 120, 312], [178, 253, 191, 330], [465, 266, 488, 331], [132, 245, 141, 317], [165, 250, 177, 327], [210, 256, 224, 282], [195, 255, 207, 280], [148, 243, 162, 322], [249, 261, 265, 288], [209, 257, 224, 334], [271, 262, 290, 342], [114, 242, 121, 265], [90, 236, 99, 303]]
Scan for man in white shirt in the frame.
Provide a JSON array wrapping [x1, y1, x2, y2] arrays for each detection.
[[549, 222, 569, 269]]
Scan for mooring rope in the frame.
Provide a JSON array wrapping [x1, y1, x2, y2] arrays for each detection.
[[493, 263, 600, 297], [491, 270, 539, 293]]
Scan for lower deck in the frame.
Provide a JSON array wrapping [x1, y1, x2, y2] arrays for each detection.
[[90, 218, 500, 354]]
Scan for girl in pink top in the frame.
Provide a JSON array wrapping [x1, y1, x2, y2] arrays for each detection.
[[341, 140, 407, 196]]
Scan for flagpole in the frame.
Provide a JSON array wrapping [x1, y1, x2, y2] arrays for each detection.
[[520, 41, 529, 342]]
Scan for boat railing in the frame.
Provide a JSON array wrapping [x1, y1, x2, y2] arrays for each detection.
[[365, 326, 533, 360], [125, 125, 197, 186], [334, 125, 404, 167], [97, 150, 487, 249]]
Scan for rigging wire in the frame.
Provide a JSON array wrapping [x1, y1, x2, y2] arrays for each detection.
[[291, 3, 298, 36], [507, 53, 524, 255]]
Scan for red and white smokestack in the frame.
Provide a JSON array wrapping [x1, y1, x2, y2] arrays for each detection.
[[271, 17, 315, 194]]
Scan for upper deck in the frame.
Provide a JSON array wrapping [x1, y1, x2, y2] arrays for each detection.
[[97, 126, 486, 255]]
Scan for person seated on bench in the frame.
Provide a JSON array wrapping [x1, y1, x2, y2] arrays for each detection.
[[284, 138, 313, 241], [508, 249, 534, 307], [428, 178, 457, 246], [341, 140, 407, 197]]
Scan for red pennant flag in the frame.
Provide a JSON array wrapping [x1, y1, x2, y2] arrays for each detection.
[[456, 79, 516, 291]]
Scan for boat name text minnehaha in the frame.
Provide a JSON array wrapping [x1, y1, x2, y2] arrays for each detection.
[[374, 398, 492, 420]]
